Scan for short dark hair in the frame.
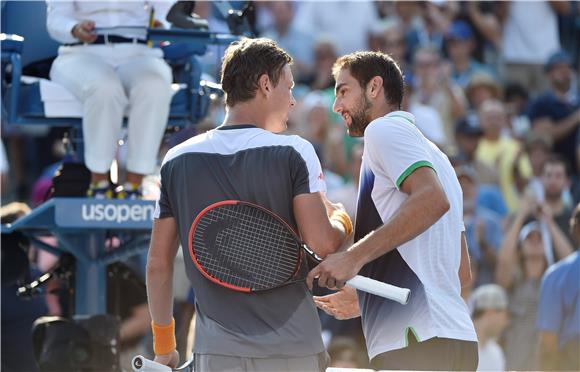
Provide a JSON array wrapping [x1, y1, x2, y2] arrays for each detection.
[[541, 154, 571, 178], [221, 37, 292, 107], [332, 51, 404, 108]]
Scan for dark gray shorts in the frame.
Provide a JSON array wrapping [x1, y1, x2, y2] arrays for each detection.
[[371, 336, 478, 371], [193, 352, 329, 372]]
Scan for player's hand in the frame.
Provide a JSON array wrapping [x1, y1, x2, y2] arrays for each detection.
[[306, 250, 363, 290], [313, 286, 360, 320], [321, 194, 346, 216], [154, 349, 179, 369], [72, 20, 97, 43]]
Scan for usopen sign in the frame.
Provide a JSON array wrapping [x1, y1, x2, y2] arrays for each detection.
[[54, 198, 155, 229]]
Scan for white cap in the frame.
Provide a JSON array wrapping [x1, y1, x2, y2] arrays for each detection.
[[468, 284, 508, 315], [519, 221, 542, 243]]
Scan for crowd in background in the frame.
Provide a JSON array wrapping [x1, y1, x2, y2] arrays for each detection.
[[1, 1, 580, 371]]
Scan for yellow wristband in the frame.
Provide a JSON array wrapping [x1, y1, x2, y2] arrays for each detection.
[[330, 210, 353, 236], [151, 318, 176, 355]]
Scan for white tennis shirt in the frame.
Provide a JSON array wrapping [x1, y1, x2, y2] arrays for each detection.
[[355, 111, 477, 359]]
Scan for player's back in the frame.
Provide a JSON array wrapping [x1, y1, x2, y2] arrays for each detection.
[[155, 125, 326, 358]]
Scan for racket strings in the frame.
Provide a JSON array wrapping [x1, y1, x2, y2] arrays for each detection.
[[193, 204, 301, 290], [197, 207, 296, 287]]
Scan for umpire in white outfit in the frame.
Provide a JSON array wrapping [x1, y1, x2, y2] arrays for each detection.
[[46, 1, 174, 198]]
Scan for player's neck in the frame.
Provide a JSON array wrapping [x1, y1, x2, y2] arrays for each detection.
[[373, 102, 399, 121], [222, 103, 267, 130]]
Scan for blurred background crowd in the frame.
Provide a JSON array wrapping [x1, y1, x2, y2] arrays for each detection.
[[1, 1, 580, 371]]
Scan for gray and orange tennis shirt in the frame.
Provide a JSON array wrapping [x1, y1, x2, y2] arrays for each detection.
[[154, 124, 327, 358]]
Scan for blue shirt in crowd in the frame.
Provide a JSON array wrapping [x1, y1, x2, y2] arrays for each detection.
[[537, 251, 580, 348]]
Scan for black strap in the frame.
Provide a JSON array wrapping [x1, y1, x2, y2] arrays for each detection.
[[65, 35, 146, 47]]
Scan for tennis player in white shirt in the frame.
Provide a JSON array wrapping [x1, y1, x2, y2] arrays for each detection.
[[308, 51, 478, 370]]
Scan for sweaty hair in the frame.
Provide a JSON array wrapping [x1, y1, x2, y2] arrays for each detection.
[[332, 51, 404, 108], [221, 37, 292, 107]]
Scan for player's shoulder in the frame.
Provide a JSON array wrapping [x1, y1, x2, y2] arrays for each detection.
[[364, 112, 417, 139], [265, 132, 317, 155], [162, 131, 211, 166]]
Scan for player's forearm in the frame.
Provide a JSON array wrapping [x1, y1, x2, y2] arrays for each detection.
[[350, 186, 449, 265], [146, 256, 175, 325], [146, 219, 180, 325]]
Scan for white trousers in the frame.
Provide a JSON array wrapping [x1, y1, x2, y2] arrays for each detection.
[[50, 44, 173, 175]]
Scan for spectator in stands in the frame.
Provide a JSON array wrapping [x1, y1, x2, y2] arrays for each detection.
[[499, 1, 569, 93], [504, 82, 531, 139], [465, 73, 502, 114], [300, 91, 344, 190], [469, 284, 509, 372], [419, 1, 455, 52], [496, 195, 572, 370], [46, 1, 174, 199], [299, 38, 339, 91], [538, 155, 575, 245], [392, 1, 424, 56], [453, 117, 499, 186], [528, 50, 580, 174], [410, 46, 467, 145], [301, 91, 332, 163], [260, 2, 313, 81], [524, 133, 553, 202], [327, 143, 363, 220], [445, 20, 494, 88], [463, 1, 502, 63], [475, 99, 532, 212], [457, 165, 504, 286], [403, 84, 447, 149], [463, 74, 502, 136], [537, 203, 580, 371], [374, 19, 412, 81], [293, 1, 380, 56]]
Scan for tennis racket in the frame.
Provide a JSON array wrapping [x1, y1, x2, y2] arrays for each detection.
[[188, 200, 410, 304], [132, 355, 193, 372]]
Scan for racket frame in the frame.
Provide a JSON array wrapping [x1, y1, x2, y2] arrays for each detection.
[[188, 200, 304, 293]]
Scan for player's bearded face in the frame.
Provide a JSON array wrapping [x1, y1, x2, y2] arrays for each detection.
[[346, 92, 372, 137]]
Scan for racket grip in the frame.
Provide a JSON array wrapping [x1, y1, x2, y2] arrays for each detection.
[[346, 275, 410, 305], [132, 355, 172, 372]]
